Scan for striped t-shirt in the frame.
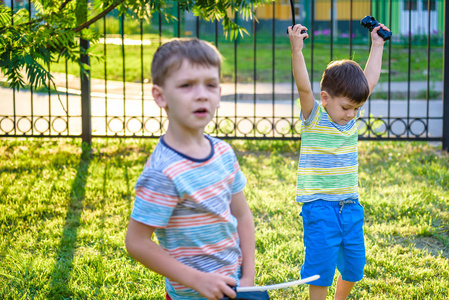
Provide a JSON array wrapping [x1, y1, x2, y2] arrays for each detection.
[[131, 135, 246, 300], [296, 100, 360, 203]]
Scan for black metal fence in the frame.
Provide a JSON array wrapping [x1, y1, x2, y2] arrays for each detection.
[[1, 0, 448, 150]]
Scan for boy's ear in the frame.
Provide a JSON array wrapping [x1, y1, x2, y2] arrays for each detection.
[[217, 85, 222, 108], [320, 91, 330, 106], [152, 85, 167, 109]]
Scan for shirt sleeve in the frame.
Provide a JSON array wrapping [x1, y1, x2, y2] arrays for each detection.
[[300, 100, 320, 126], [230, 151, 246, 195], [131, 168, 179, 228]]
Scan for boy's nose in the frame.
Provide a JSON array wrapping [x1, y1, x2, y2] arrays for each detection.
[[348, 110, 356, 118], [195, 85, 208, 100]]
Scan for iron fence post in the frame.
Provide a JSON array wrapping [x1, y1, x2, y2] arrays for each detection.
[[77, 0, 91, 145], [80, 38, 91, 145], [444, 0, 449, 151]]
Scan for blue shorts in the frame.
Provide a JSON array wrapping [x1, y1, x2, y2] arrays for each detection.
[[300, 199, 366, 287]]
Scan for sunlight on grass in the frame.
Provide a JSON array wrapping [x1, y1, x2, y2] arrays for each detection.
[[0, 138, 448, 299], [48, 39, 443, 84]]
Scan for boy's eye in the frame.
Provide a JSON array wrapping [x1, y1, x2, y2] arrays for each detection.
[[180, 83, 190, 88]]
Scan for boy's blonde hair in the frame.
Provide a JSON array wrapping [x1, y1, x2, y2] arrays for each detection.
[[151, 38, 222, 86], [320, 59, 370, 104]]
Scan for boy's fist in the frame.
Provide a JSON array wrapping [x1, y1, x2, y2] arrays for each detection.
[[361, 15, 392, 41]]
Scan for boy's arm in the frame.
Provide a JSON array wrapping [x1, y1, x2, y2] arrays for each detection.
[[364, 24, 390, 94], [230, 190, 255, 287], [289, 24, 315, 120], [125, 219, 237, 299]]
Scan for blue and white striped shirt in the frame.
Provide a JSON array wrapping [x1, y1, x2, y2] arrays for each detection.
[[296, 100, 360, 203], [131, 135, 246, 299]]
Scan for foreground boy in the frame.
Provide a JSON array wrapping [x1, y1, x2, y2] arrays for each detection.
[[288, 23, 390, 300], [125, 38, 255, 300]]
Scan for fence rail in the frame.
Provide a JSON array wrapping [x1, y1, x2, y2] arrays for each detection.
[[1, 0, 448, 150]]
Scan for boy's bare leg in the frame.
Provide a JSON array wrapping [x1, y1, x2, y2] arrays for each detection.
[[334, 275, 356, 300], [309, 285, 328, 300]]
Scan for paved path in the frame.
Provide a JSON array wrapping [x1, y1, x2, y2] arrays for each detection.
[[0, 72, 444, 137], [1, 80, 443, 138], [26, 74, 442, 101]]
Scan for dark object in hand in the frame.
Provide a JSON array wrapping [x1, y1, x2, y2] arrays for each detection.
[[286, 27, 307, 39], [361, 15, 392, 41], [220, 290, 270, 300]]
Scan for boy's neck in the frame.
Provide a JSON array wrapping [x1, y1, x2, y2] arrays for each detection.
[[163, 130, 212, 160]]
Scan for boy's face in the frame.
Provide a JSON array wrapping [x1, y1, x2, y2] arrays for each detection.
[[321, 91, 364, 125], [152, 60, 221, 134]]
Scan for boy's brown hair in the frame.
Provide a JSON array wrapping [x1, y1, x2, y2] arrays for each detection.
[[151, 38, 222, 86], [320, 59, 370, 104]]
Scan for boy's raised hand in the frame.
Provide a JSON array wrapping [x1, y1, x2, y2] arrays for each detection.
[[371, 23, 391, 46], [288, 23, 314, 120], [364, 23, 390, 94], [288, 24, 309, 51]]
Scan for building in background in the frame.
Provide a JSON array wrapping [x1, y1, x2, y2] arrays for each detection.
[[1, 0, 443, 44], [254, 0, 443, 44]]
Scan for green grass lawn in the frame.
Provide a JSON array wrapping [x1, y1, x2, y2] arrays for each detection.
[[48, 34, 443, 84], [1, 138, 448, 299]]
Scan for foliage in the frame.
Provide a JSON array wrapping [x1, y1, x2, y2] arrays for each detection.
[[0, 138, 448, 299], [0, 0, 272, 91]]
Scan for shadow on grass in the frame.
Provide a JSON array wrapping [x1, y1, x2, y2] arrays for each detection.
[[48, 143, 92, 298], [365, 228, 449, 260]]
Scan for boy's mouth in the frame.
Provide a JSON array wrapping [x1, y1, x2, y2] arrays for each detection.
[[194, 108, 208, 116]]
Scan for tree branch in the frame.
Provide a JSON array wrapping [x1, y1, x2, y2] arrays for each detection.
[[74, 0, 124, 33]]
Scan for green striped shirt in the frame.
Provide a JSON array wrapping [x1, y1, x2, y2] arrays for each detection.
[[296, 100, 360, 203]]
